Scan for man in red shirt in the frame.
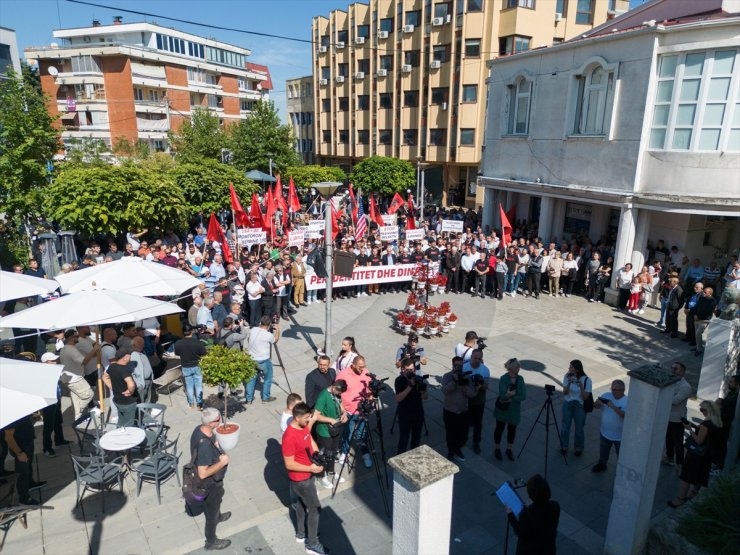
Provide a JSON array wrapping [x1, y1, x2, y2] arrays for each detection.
[[282, 403, 329, 555], [336, 355, 373, 468]]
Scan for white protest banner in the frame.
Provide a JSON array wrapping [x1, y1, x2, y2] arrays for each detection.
[[288, 230, 305, 248], [381, 214, 397, 226], [306, 220, 326, 239], [306, 264, 417, 291], [405, 229, 425, 242], [379, 225, 399, 242], [441, 220, 464, 233], [237, 228, 267, 247]]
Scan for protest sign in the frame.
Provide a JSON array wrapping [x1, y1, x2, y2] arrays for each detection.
[[405, 229, 425, 241], [441, 220, 464, 233], [288, 230, 305, 247], [379, 225, 399, 242], [306, 264, 417, 291]]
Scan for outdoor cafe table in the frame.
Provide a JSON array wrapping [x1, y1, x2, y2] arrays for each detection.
[[99, 427, 146, 471]]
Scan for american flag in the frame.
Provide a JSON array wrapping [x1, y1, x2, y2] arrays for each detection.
[[355, 192, 367, 240]]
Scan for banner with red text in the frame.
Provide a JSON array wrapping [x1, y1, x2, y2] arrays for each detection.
[[306, 263, 417, 291]]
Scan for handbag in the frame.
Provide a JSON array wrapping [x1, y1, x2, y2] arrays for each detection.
[[583, 378, 594, 413], [685, 436, 707, 457], [182, 439, 209, 509], [495, 397, 511, 411]]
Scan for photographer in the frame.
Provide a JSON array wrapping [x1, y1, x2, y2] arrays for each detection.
[[395, 357, 429, 454], [243, 316, 279, 404], [454, 331, 479, 363], [441, 356, 477, 461], [559, 360, 592, 457], [493, 358, 527, 461], [313, 379, 349, 489], [337, 355, 373, 468], [395, 334, 428, 371], [463, 350, 490, 455], [281, 402, 330, 555]]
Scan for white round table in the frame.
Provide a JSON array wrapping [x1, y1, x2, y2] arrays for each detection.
[[99, 427, 146, 452]]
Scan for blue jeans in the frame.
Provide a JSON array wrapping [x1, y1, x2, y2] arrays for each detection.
[[306, 288, 317, 302], [514, 273, 525, 293], [505, 273, 517, 293], [244, 359, 273, 401], [659, 297, 668, 325], [342, 412, 368, 455], [560, 400, 586, 451], [182, 366, 203, 407], [599, 434, 621, 465]]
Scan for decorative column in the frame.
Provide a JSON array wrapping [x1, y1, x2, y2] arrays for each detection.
[[605, 202, 637, 305], [604, 368, 679, 555], [537, 196, 554, 242], [388, 445, 459, 555], [550, 198, 567, 242], [630, 209, 651, 271], [481, 187, 495, 233]]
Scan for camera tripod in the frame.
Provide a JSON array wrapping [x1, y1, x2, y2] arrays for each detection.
[[389, 406, 429, 436], [271, 342, 292, 394], [332, 397, 390, 516], [516, 390, 567, 479]]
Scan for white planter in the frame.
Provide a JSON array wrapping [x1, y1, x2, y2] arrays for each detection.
[[214, 422, 240, 451]]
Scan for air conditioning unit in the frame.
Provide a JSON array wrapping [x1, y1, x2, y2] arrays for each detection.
[[401, 64, 412, 73], [336, 75, 345, 83], [319, 78, 328, 86], [403, 24, 415, 33], [430, 60, 441, 69], [355, 71, 365, 79], [378, 30, 389, 39], [554, 12, 562, 22], [432, 17, 444, 26], [445, 14, 452, 23], [355, 36, 365, 45], [336, 41, 345, 49], [441, 102, 448, 110], [376, 68, 388, 77], [318, 45, 327, 53]]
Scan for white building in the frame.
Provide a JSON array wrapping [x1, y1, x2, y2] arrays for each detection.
[[480, 0, 740, 297], [0, 26, 22, 80]]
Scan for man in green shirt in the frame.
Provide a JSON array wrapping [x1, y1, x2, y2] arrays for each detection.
[[313, 379, 348, 489]]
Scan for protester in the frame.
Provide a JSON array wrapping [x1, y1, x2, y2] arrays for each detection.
[[662, 362, 693, 468]]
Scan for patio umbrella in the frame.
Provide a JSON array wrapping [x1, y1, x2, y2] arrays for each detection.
[[0, 358, 64, 429], [54, 257, 201, 297], [0, 270, 59, 303], [245, 169, 277, 183]]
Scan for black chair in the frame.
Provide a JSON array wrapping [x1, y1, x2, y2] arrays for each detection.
[[136, 403, 168, 456], [70, 454, 124, 508], [131, 435, 181, 504]]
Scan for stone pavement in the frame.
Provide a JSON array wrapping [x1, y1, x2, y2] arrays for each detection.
[[2, 289, 705, 554]]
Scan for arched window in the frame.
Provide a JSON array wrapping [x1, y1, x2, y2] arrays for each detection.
[[573, 64, 615, 135], [507, 77, 532, 135]]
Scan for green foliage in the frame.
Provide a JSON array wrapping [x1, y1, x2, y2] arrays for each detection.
[[678, 471, 740, 554], [169, 107, 227, 162], [285, 165, 346, 190], [64, 137, 111, 166], [43, 165, 187, 235], [0, 69, 60, 222], [171, 157, 257, 215], [200, 345, 257, 418], [0, 224, 31, 268], [112, 137, 151, 160], [349, 156, 415, 195], [228, 100, 301, 175]]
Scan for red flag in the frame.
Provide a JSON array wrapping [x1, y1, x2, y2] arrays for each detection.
[[506, 205, 517, 228], [248, 193, 265, 229], [387, 192, 405, 214], [406, 195, 416, 230], [265, 187, 276, 238], [229, 182, 249, 227], [273, 175, 288, 213], [330, 202, 340, 241], [206, 213, 233, 263], [499, 203, 512, 248], [368, 195, 384, 227], [287, 177, 301, 213], [348, 183, 358, 224]]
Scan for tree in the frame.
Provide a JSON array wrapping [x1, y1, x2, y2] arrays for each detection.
[[228, 100, 301, 175], [285, 165, 346, 190], [169, 107, 227, 162], [171, 157, 258, 215], [43, 165, 188, 235], [349, 156, 415, 195]]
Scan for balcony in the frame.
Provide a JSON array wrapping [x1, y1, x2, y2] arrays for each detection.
[[136, 116, 169, 132]]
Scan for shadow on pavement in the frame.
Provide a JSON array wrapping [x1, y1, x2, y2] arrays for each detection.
[[71, 490, 127, 555], [262, 438, 291, 508]]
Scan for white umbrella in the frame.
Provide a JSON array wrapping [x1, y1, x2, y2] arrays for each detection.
[[0, 270, 59, 303], [0, 358, 64, 429], [54, 257, 201, 297]]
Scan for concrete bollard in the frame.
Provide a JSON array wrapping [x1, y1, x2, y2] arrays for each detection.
[[388, 445, 459, 555]]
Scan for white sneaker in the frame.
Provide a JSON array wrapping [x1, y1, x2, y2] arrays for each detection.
[[332, 473, 346, 484], [638, 309, 645, 314], [511, 291, 517, 297], [363, 453, 373, 468], [317, 477, 333, 489], [337, 453, 346, 465]]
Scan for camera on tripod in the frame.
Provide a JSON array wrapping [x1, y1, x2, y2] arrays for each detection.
[[411, 374, 429, 393], [367, 373, 389, 396], [544, 384, 556, 396], [306, 448, 334, 468], [476, 337, 488, 351]]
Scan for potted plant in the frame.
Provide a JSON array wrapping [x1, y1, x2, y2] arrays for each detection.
[[448, 313, 458, 329], [200, 345, 257, 451]]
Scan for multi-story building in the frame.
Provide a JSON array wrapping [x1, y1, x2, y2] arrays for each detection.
[[312, 0, 627, 206], [287, 75, 316, 164], [0, 26, 22, 81], [480, 0, 739, 299], [25, 17, 271, 152]]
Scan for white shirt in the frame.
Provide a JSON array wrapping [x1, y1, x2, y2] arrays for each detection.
[[562, 373, 592, 404], [246, 280, 263, 301], [247, 327, 274, 361], [616, 269, 634, 289], [461, 253, 478, 272], [600, 392, 628, 441], [280, 411, 293, 433], [454, 343, 475, 362]]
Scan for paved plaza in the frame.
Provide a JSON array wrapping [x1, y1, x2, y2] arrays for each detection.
[[2, 290, 704, 555]]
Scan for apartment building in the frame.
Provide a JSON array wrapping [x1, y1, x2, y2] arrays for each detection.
[[0, 27, 22, 81], [25, 17, 271, 152], [287, 75, 316, 164], [312, 0, 627, 207]]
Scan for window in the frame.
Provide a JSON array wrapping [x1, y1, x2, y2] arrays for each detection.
[[462, 84, 477, 102], [358, 59, 370, 73], [465, 39, 481, 58], [71, 55, 101, 73], [380, 18, 394, 33], [506, 0, 535, 8], [460, 129, 475, 145], [499, 36, 530, 55], [358, 130, 370, 144], [337, 30, 348, 44], [379, 93, 393, 109], [338, 63, 349, 77], [339, 97, 349, 111], [434, 2, 451, 17], [403, 129, 418, 145], [338, 130, 349, 143], [321, 66, 331, 80], [241, 100, 253, 111], [307, 112, 313, 125], [405, 50, 420, 67], [573, 65, 614, 135], [432, 87, 449, 105], [148, 89, 160, 102], [207, 94, 222, 109], [404, 90, 419, 107], [649, 50, 739, 151], [508, 78, 531, 134], [321, 35, 330, 47], [379, 129, 392, 144], [133, 88, 144, 101], [300, 112, 306, 125], [357, 24, 370, 38], [237, 77, 247, 90], [556, 0, 567, 16], [405, 10, 421, 26], [380, 55, 393, 71], [433, 45, 449, 63], [322, 99, 331, 112], [575, 0, 593, 24], [323, 130, 331, 143], [467, 0, 483, 11], [429, 128, 447, 146], [357, 95, 370, 110]]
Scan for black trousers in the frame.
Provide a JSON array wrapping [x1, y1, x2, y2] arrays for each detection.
[[494, 420, 517, 446], [494, 273, 506, 298], [469, 403, 485, 445], [618, 288, 630, 309], [443, 409, 468, 455], [665, 421, 685, 465], [204, 481, 225, 543], [474, 274, 487, 296], [462, 271, 473, 292], [316, 434, 341, 476], [12, 439, 34, 502], [42, 401, 64, 451], [685, 313, 696, 343], [446, 269, 460, 292], [397, 413, 424, 455], [248, 299, 262, 327], [666, 309, 680, 336], [527, 272, 541, 297]]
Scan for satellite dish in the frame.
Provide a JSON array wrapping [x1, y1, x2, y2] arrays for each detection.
[[48, 66, 59, 76]]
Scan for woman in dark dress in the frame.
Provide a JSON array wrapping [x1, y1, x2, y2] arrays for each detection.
[[668, 400, 724, 508], [507, 474, 560, 555]]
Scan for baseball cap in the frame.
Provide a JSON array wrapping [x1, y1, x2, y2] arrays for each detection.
[[41, 352, 60, 362]]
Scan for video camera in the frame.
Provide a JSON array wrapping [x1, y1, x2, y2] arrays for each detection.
[[306, 448, 334, 468], [407, 373, 429, 393], [476, 337, 488, 351], [367, 373, 389, 397], [453, 369, 473, 385]]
